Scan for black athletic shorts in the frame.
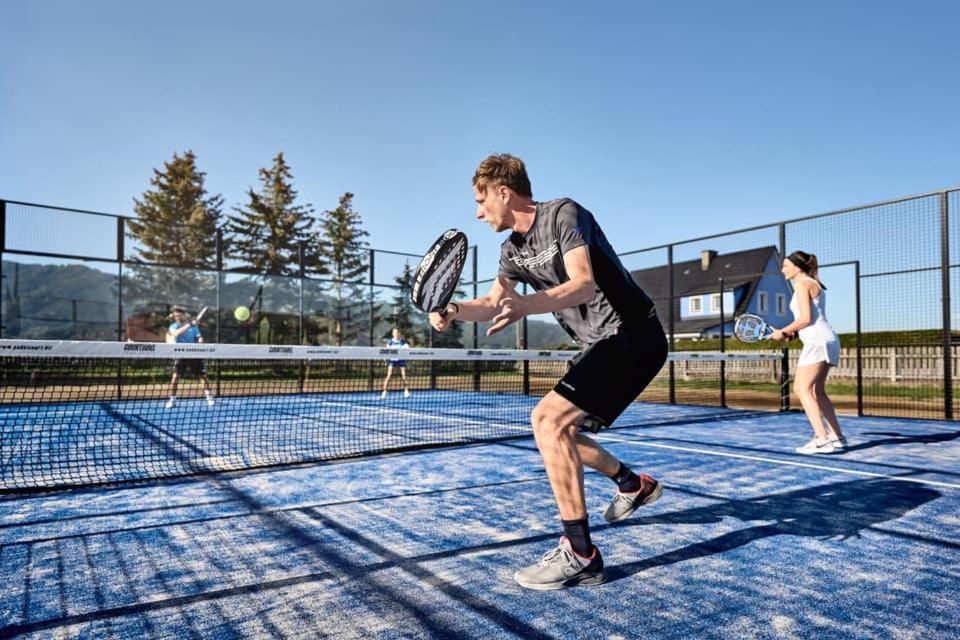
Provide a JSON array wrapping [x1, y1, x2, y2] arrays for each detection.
[[553, 313, 668, 430], [173, 359, 207, 377]]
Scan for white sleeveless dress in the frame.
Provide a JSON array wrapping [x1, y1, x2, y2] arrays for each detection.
[[789, 278, 840, 367]]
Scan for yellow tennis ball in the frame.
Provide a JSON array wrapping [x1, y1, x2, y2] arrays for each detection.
[[234, 306, 251, 322]]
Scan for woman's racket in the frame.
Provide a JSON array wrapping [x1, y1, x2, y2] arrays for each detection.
[[411, 229, 468, 318], [733, 313, 775, 343]]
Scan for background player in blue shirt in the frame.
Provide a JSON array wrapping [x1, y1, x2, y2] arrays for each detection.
[[381, 327, 411, 399], [165, 306, 214, 408]]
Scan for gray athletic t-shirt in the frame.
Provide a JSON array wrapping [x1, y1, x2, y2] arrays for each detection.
[[498, 198, 655, 346]]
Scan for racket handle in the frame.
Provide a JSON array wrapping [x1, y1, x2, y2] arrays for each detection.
[[437, 302, 459, 319]]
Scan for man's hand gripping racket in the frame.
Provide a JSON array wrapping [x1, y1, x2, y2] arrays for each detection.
[[411, 230, 468, 331]]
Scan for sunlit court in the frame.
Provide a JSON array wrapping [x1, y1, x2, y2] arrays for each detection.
[[1, 343, 959, 637]]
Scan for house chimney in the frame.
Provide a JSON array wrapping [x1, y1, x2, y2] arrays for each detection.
[[701, 250, 717, 271]]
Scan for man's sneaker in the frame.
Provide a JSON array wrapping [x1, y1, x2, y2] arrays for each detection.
[[795, 437, 835, 455], [513, 537, 606, 591], [165, 398, 176, 409], [206, 397, 215, 407], [380, 390, 388, 400], [404, 389, 411, 398], [603, 474, 663, 523]]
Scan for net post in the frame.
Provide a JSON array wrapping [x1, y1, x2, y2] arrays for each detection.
[[116, 217, 125, 340], [117, 262, 124, 342], [719, 277, 726, 408], [116, 214, 125, 387], [299, 241, 306, 342], [215, 228, 224, 394], [779, 222, 790, 412], [855, 260, 863, 416], [472, 246, 478, 349], [429, 329, 437, 389], [473, 246, 481, 392], [216, 229, 224, 344], [299, 242, 307, 393], [367, 248, 375, 391], [667, 245, 676, 404], [941, 192, 953, 420], [0, 199, 4, 338]]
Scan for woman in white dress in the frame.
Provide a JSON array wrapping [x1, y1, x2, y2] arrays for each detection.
[[770, 251, 846, 454]]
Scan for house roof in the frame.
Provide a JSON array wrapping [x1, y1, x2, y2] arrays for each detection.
[[630, 245, 779, 334]]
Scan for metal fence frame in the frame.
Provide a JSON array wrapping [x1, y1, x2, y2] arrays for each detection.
[[618, 187, 959, 421], [3, 187, 959, 419]]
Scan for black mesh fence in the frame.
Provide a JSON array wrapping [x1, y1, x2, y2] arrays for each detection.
[[2, 189, 959, 420]]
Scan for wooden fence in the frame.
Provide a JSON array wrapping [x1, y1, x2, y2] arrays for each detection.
[[676, 346, 952, 383]]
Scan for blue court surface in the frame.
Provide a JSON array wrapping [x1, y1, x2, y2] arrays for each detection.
[[1, 407, 958, 639]]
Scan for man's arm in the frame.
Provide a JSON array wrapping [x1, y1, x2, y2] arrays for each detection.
[[487, 245, 595, 336], [430, 276, 517, 330]]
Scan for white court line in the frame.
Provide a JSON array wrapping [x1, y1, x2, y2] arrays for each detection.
[[594, 434, 960, 490]]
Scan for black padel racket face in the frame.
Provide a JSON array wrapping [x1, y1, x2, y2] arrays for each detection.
[[734, 313, 774, 343], [411, 229, 468, 317]]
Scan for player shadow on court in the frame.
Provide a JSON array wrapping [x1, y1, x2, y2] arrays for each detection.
[[601, 477, 940, 583], [842, 429, 960, 453]]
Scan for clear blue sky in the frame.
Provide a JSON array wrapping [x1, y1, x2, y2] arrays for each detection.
[[2, 0, 959, 285]]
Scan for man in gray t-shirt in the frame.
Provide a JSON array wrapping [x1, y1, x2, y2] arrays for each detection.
[[430, 154, 668, 590]]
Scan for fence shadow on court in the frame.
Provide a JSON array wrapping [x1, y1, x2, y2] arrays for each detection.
[[844, 429, 960, 453], [603, 477, 941, 583]]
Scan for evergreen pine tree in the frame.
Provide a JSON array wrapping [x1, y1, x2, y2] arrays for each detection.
[[125, 151, 223, 333], [314, 192, 372, 345], [226, 152, 316, 276], [128, 150, 223, 268]]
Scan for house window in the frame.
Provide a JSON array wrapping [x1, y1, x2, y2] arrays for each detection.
[[710, 294, 721, 313], [776, 293, 786, 315], [689, 297, 702, 314], [758, 292, 768, 314]]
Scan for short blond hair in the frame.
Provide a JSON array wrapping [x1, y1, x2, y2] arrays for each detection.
[[472, 154, 532, 198]]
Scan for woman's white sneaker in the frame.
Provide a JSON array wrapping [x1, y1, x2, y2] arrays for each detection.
[[795, 437, 835, 455], [827, 436, 847, 452]]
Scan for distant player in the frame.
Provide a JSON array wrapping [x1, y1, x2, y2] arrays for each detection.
[[165, 306, 214, 408], [381, 327, 411, 399]]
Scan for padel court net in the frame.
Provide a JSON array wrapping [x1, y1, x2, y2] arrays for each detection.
[[0, 340, 782, 491]]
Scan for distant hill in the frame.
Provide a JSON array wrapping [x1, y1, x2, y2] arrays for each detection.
[[1, 259, 579, 348], [2, 260, 119, 339], [462, 318, 575, 350]]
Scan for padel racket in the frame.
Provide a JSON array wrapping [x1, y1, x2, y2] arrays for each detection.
[[411, 229, 468, 318], [195, 306, 209, 323], [734, 313, 776, 343]]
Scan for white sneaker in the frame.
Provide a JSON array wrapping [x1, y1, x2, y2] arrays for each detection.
[[165, 398, 176, 409], [404, 390, 411, 398], [828, 436, 847, 452], [381, 390, 388, 400], [795, 437, 835, 455], [206, 397, 215, 407]]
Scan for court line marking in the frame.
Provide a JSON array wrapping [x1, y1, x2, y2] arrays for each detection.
[[594, 434, 960, 490]]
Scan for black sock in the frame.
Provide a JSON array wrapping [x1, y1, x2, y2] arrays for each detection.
[[561, 517, 593, 557], [611, 462, 642, 493]]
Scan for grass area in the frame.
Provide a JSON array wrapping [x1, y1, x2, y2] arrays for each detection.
[[651, 378, 946, 401]]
